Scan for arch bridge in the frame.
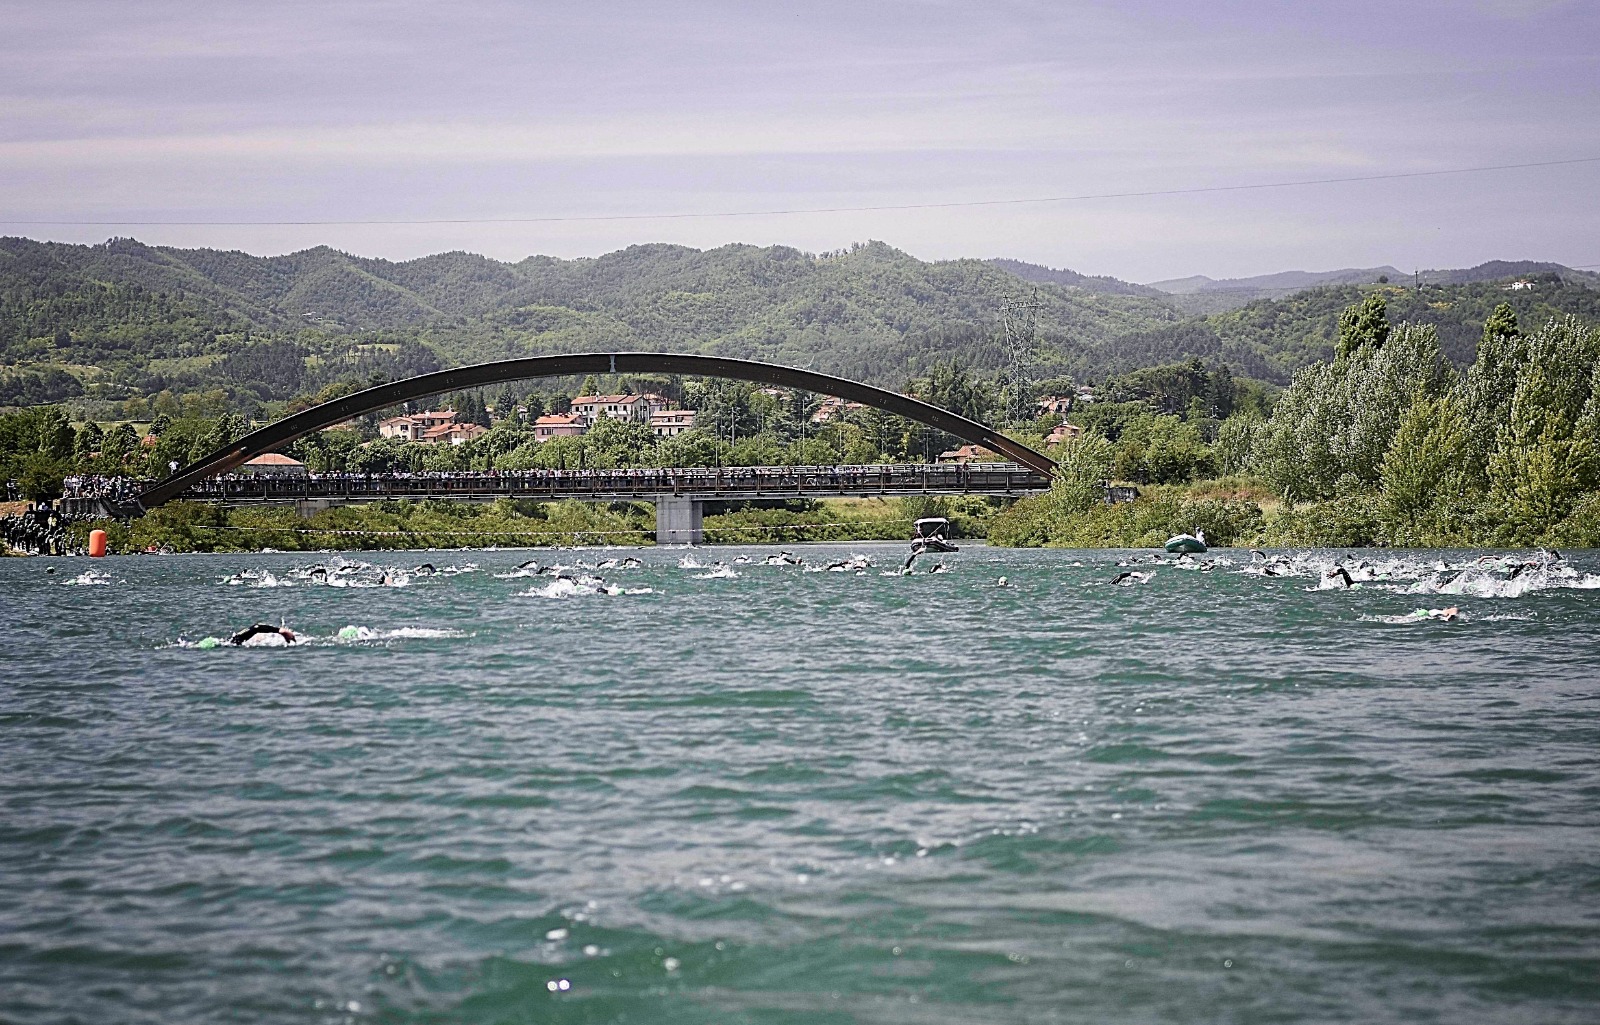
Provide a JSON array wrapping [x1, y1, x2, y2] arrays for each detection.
[[126, 352, 1056, 542]]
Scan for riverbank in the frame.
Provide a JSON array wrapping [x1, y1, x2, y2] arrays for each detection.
[[65, 496, 1002, 553], [986, 478, 1600, 549]]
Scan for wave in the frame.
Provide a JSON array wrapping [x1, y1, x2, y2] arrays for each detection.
[[521, 577, 656, 599], [1242, 550, 1600, 598], [335, 625, 471, 642]]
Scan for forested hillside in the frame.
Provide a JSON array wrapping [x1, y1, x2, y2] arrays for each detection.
[[3, 235, 1598, 419]]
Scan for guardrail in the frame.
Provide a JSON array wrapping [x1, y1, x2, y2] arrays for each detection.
[[172, 463, 1053, 505]]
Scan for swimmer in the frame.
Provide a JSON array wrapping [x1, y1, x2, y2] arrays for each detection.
[[1322, 566, 1355, 589], [227, 623, 297, 646], [1110, 571, 1151, 585], [929, 563, 947, 574], [413, 563, 437, 575], [1393, 606, 1460, 623], [996, 576, 1010, 587]]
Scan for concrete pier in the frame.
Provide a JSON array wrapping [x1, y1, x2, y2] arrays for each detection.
[[655, 496, 704, 544]]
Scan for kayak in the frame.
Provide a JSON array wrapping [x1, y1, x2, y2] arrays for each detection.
[[1164, 534, 1207, 554]]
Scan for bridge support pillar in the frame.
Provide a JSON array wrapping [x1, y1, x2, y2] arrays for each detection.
[[296, 499, 335, 518], [655, 496, 704, 545]]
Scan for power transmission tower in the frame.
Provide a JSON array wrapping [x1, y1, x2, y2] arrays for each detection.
[[999, 291, 1044, 422]]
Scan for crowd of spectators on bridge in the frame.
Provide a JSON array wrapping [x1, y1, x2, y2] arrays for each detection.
[[62, 475, 144, 503], [183, 463, 1015, 499]]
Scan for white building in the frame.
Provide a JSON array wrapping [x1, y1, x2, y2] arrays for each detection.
[[571, 395, 650, 422], [650, 409, 697, 437]]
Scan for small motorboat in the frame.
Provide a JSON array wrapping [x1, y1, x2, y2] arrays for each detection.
[[1164, 528, 1207, 554], [912, 517, 959, 554]]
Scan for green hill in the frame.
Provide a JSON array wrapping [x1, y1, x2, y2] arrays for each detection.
[[3, 236, 1599, 414]]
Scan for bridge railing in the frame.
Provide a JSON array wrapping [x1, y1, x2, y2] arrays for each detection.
[[174, 463, 1052, 504]]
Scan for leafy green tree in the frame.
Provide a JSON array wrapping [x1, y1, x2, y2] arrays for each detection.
[[1335, 294, 1390, 359], [1458, 302, 1525, 486], [1379, 392, 1472, 541], [585, 415, 655, 467], [19, 455, 65, 500], [25, 407, 75, 461], [1051, 432, 1114, 514], [1213, 412, 1263, 475], [74, 421, 104, 463], [100, 422, 139, 467], [1486, 317, 1600, 540]]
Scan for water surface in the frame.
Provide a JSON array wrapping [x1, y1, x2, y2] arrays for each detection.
[[2, 545, 1597, 1023]]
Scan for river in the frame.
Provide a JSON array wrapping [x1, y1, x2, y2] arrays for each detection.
[[2, 544, 1597, 1023]]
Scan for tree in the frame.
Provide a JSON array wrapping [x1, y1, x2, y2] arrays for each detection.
[[1458, 303, 1525, 486], [1379, 392, 1471, 540], [1335, 294, 1390, 359], [1486, 317, 1600, 540], [101, 422, 139, 467], [1051, 432, 1114, 514], [74, 421, 104, 464], [36, 407, 74, 460], [1213, 413, 1262, 476]]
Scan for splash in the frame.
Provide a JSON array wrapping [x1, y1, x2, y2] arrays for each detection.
[[693, 565, 740, 580], [1245, 550, 1600, 599], [61, 570, 114, 586], [335, 625, 471, 642]]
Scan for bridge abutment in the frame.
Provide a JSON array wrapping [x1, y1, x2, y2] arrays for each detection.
[[296, 499, 335, 518], [655, 496, 704, 545]]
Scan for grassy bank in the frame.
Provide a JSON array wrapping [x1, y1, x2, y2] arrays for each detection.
[[986, 476, 1600, 549], [67, 495, 1003, 554]]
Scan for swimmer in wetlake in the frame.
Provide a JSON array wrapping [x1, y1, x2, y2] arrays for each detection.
[[227, 623, 297, 646]]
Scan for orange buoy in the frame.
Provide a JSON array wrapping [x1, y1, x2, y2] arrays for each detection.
[[88, 529, 107, 558]]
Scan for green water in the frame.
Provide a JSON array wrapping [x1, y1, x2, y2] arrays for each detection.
[[2, 545, 1597, 1023]]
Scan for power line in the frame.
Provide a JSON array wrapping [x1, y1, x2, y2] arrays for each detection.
[[4, 156, 1598, 228]]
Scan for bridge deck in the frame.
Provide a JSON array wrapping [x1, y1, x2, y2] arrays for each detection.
[[175, 464, 1051, 506]]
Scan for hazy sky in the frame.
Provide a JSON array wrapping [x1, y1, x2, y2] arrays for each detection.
[[3, 0, 1597, 281]]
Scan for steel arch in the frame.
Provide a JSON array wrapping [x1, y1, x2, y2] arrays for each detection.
[[129, 352, 1055, 512]]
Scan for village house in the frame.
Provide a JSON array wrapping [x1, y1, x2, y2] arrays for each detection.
[[1045, 422, 1082, 447], [571, 394, 651, 423], [937, 444, 995, 464], [635, 393, 671, 417], [1037, 395, 1075, 416], [420, 422, 488, 446], [378, 410, 458, 441], [533, 412, 588, 442], [811, 396, 867, 423], [650, 409, 697, 437]]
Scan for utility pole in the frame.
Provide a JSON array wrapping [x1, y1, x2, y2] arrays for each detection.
[[999, 290, 1044, 423]]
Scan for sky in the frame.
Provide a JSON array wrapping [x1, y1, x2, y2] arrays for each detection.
[[2, 0, 1597, 282]]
